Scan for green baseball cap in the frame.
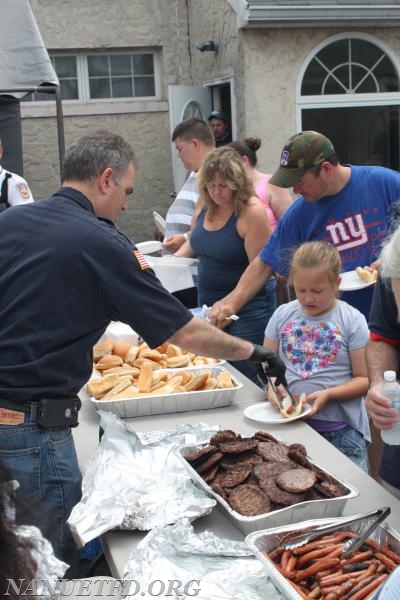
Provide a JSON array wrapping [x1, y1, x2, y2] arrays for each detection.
[[269, 131, 336, 188]]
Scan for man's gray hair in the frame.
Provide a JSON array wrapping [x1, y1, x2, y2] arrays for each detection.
[[380, 223, 400, 279], [62, 130, 136, 182]]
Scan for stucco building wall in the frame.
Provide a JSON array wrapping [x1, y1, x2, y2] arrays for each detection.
[[24, 0, 192, 241], [19, 1, 400, 239], [186, 0, 400, 174]]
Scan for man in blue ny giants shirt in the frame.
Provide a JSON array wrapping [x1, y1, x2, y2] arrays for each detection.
[[209, 130, 400, 325]]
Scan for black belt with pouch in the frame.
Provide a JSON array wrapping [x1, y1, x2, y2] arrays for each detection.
[[0, 396, 81, 428]]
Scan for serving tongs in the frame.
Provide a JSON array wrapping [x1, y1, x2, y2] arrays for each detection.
[[279, 506, 391, 557], [266, 376, 298, 413]]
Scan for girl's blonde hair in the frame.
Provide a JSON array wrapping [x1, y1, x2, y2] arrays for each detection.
[[197, 147, 255, 218], [289, 241, 342, 285]]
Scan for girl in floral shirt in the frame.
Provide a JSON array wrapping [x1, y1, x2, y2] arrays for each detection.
[[264, 241, 370, 471]]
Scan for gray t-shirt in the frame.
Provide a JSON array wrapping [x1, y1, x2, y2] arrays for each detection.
[[265, 299, 371, 440]]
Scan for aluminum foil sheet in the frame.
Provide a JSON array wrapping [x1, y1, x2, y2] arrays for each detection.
[[246, 515, 400, 600], [2, 480, 68, 595], [68, 411, 218, 547], [17, 525, 69, 596], [122, 517, 284, 600]]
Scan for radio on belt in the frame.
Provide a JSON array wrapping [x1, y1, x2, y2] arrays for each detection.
[[36, 397, 81, 428]]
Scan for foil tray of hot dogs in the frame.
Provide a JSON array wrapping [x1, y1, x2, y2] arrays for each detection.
[[245, 515, 400, 600], [177, 429, 358, 535]]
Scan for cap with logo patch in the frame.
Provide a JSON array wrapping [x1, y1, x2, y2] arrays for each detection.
[[269, 131, 336, 188]]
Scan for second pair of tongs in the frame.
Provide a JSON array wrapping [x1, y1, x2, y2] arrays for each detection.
[[280, 506, 391, 557]]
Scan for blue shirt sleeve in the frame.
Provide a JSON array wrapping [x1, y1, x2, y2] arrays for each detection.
[[259, 201, 304, 276]]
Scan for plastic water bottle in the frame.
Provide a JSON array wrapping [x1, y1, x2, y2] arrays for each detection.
[[381, 371, 400, 445]]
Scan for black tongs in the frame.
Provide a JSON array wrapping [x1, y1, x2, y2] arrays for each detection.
[[252, 354, 297, 411], [266, 376, 298, 412]]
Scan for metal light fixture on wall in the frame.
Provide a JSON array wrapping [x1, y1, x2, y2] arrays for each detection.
[[196, 41, 218, 52]]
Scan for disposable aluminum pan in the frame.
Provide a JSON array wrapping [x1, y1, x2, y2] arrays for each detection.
[[245, 516, 400, 600], [178, 437, 358, 535], [86, 366, 243, 418]]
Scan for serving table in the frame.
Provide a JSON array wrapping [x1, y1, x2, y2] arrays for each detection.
[[74, 367, 400, 578]]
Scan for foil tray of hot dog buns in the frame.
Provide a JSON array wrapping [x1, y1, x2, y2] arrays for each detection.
[[84, 365, 243, 418], [245, 515, 400, 600], [178, 429, 358, 535]]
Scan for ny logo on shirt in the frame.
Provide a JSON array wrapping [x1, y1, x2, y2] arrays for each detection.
[[325, 213, 367, 251]]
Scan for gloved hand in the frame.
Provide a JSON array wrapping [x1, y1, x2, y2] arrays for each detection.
[[247, 344, 287, 387]]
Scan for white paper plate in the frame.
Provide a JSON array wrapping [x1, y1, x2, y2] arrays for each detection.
[[149, 256, 199, 267], [243, 401, 312, 424], [339, 270, 376, 292], [135, 240, 163, 254]]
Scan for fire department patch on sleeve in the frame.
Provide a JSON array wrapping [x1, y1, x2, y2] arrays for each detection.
[[133, 249, 151, 270], [16, 182, 32, 201]]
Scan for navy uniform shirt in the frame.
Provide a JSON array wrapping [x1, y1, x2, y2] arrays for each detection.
[[0, 188, 192, 401], [368, 276, 400, 488]]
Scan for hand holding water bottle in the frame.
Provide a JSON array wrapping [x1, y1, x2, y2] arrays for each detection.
[[366, 370, 400, 436], [380, 371, 400, 445]]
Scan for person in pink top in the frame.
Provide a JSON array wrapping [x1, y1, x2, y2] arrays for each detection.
[[229, 137, 293, 304], [229, 137, 292, 231]]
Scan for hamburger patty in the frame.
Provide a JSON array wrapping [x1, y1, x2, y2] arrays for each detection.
[[228, 484, 270, 516], [260, 478, 305, 507], [253, 461, 293, 481], [257, 441, 292, 463], [219, 438, 259, 454], [220, 451, 263, 469], [218, 465, 252, 488], [184, 444, 217, 465], [276, 468, 317, 493]]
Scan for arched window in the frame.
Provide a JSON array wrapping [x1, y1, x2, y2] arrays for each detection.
[[297, 34, 400, 169]]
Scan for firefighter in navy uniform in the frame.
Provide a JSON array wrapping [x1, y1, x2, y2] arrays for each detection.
[[0, 138, 34, 211], [0, 131, 285, 575]]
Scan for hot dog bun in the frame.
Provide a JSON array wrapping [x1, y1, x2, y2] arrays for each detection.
[[355, 266, 378, 284], [280, 393, 306, 419]]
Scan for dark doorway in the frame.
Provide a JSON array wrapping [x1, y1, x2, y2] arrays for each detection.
[[302, 105, 400, 171]]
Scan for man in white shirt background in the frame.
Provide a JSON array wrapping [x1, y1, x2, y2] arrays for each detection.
[[0, 137, 34, 211]]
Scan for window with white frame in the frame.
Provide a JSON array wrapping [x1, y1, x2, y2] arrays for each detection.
[[298, 34, 400, 170], [23, 51, 157, 102]]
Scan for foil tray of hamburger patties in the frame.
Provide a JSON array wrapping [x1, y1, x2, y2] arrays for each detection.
[[85, 366, 243, 418], [178, 430, 358, 535], [245, 517, 400, 600]]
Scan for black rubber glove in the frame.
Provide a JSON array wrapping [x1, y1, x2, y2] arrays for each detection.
[[247, 344, 287, 387]]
